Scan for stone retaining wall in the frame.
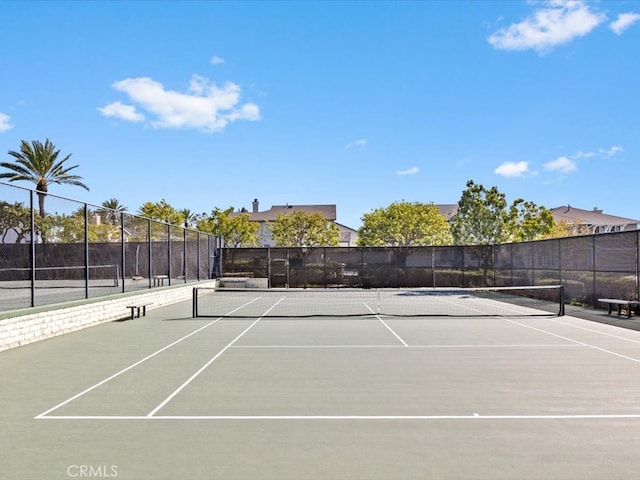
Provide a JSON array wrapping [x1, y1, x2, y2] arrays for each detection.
[[0, 282, 216, 352]]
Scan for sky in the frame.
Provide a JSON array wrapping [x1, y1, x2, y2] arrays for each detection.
[[0, 0, 639, 229]]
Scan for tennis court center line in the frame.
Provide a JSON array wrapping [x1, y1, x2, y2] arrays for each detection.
[[364, 302, 408, 346], [34, 297, 264, 420], [146, 296, 287, 417]]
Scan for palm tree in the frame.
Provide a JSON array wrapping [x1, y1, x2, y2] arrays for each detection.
[[178, 208, 199, 228], [0, 139, 89, 217], [98, 198, 128, 225]]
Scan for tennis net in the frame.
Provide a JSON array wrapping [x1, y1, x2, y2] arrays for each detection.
[[192, 285, 564, 318]]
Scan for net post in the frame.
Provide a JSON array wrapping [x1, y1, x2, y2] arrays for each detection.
[[192, 288, 197, 317], [559, 285, 565, 316]]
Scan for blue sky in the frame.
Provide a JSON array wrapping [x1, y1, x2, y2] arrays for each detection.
[[1, 0, 639, 229]]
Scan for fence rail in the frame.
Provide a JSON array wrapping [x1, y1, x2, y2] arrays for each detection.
[[0, 182, 221, 312]]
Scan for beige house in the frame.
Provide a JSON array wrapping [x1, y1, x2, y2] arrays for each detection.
[[548, 206, 640, 234], [436, 203, 640, 235], [233, 199, 359, 247]]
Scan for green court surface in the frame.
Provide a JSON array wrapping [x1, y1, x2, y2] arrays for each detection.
[[2, 296, 640, 479]]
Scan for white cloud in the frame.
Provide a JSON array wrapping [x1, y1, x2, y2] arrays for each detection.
[[573, 145, 623, 159], [98, 101, 145, 122], [545, 156, 577, 172], [102, 76, 260, 132], [610, 12, 640, 35], [488, 1, 606, 53], [396, 166, 419, 175], [346, 139, 367, 148], [210, 56, 225, 65], [603, 145, 623, 157], [494, 161, 529, 177], [573, 149, 596, 159], [0, 112, 13, 132]]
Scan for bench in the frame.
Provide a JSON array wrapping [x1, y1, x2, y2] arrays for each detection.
[[126, 303, 152, 320], [598, 298, 640, 318], [152, 275, 169, 286]]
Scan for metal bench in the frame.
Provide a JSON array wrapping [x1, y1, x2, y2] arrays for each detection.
[[152, 275, 169, 286], [126, 303, 152, 320], [598, 298, 640, 318]]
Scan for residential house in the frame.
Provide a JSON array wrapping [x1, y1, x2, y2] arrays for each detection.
[[548, 206, 640, 234], [232, 199, 359, 247]]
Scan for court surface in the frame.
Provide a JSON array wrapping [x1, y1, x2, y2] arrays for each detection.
[[2, 293, 640, 479]]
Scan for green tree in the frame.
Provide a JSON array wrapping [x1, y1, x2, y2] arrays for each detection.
[[270, 210, 339, 287], [357, 201, 452, 270], [0, 201, 32, 243], [508, 199, 555, 242], [177, 208, 199, 228], [138, 199, 180, 224], [270, 210, 339, 248], [0, 139, 89, 217], [98, 198, 127, 225], [357, 201, 452, 247], [198, 207, 260, 273], [450, 180, 555, 284], [451, 180, 554, 245], [450, 180, 510, 245], [197, 207, 260, 248]]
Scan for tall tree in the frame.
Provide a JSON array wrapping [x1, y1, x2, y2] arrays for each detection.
[[450, 180, 555, 284], [270, 210, 339, 249], [138, 199, 180, 224], [197, 207, 260, 248], [177, 208, 199, 228], [0, 201, 32, 243], [508, 199, 555, 242], [357, 201, 452, 247], [0, 139, 89, 217], [270, 210, 339, 287], [450, 180, 510, 246], [98, 198, 127, 225], [451, 180, 554, 245], [357, 201, 452, 269]]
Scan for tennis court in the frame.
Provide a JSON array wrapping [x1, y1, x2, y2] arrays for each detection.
[[2, 288, 640, 479]]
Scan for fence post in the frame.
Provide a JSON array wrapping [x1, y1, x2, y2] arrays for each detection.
[[120, 212, 125, 293], [29, 190, 36, 307], [592, 235, 596, 304], [167, 223, 172, 285], [183, 224, 187, 283], [84, 203, 89, 299], [636, 231, 639, 301], [147, 219, 152, 288]]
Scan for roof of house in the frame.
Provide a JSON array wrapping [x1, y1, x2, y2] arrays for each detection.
[[436, 204, 459, 220], [234, 203, 337, 222], [549, 206, 640, 225]]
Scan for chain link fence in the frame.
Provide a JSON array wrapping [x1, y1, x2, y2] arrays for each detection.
[[3, 181, 638, 313], [221, 232, 639, 308], [0, 182, 221, 312]]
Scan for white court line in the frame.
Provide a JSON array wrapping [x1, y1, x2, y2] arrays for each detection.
[[146, 296, 286, 417], [34, 297, 263, 419], [230, 344, 583, 349], [504, 317, 640, 364], [554, 317, 640, 345], [425, 294, 640, 363], [37, 413, 640, 421], [364, 302, 408, 346]]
